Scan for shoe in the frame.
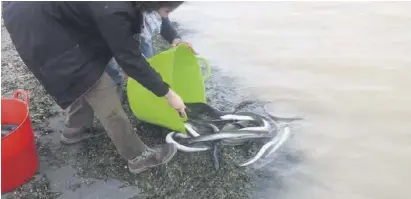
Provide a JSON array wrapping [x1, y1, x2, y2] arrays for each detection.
[[128, 143, 177, 174], [60, 125, 105, 145]]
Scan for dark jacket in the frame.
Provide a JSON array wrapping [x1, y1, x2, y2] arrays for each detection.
[[161, 17, 180, 43], [2, 1, 180, 109]]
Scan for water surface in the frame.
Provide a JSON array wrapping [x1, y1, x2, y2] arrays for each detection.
[[172, 2, 411, 199]]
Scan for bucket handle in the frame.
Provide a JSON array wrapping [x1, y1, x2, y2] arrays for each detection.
[[12, 89, 29, 106], [196, 55, 211, 80]]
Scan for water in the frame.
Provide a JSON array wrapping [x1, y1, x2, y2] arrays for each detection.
[[171, 2, 411, 199]]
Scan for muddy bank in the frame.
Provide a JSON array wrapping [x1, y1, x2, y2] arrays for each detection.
[[1, 21, 300, 199]]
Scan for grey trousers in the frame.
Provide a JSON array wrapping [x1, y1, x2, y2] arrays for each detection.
[[66, 72, 148, 160]]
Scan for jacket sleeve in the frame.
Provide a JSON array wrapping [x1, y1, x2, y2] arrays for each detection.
[[160, 17, 181, 44], [90, 4, 169, 97]]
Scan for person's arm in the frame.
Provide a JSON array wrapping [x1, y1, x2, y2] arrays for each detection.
[[160, 17, 197, 54], [160, 17, 181, 44], [89, 2, 169, 97]]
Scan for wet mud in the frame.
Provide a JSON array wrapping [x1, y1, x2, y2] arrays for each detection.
[[1, 20, 302, 199]]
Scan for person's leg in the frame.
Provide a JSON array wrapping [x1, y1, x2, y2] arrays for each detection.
[[83, 72, 177, 173], [105, 58, 123, 86], [140, 36, 154, 58], [61, 96, 103, 144], [105, 58, 124, 93]]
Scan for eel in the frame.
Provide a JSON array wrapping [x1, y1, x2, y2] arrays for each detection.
[[238, 124, 291, 167]]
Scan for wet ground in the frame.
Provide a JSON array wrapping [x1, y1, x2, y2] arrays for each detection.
[[1, 20, 300, 198]]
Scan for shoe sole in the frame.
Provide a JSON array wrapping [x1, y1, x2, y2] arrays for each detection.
[[129, 145, 178, 174]]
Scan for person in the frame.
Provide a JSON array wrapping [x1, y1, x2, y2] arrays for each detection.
[[106, 9, 195, 96], [2, 1, 187, 174]]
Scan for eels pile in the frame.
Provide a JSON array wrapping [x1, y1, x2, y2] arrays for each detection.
[[165, 101, 302, 169]]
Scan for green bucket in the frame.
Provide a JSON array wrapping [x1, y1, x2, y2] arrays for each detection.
[[127, 43, 211, 133]]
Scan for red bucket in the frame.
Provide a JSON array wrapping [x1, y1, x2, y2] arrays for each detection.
[[1, 89, 39, 193]]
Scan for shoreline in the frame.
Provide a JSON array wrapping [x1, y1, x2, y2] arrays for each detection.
[[1, 21, 286, 199]]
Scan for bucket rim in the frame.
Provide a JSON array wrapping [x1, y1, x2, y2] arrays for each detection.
[[1, 90, 30, 140]]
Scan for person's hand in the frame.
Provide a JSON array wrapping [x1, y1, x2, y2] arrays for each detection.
[[165, 89, 186, 117], [172, 38, 197, 54]]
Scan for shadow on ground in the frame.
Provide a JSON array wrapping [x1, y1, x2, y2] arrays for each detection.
[[1, 21, 304, 199]]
